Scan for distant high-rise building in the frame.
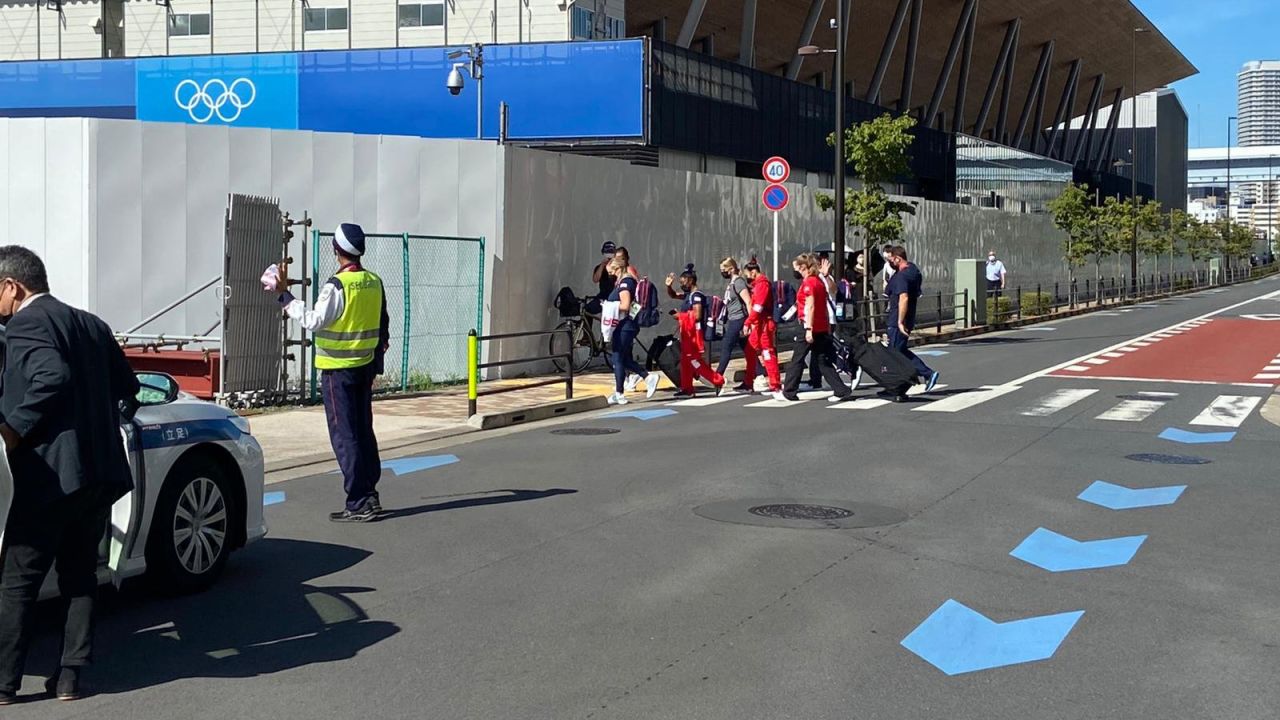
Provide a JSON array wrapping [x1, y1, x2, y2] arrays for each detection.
[[1238, 61, 1280, 147]]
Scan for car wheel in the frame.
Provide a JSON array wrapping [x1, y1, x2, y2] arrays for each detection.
[[147, 456, 235, 594]]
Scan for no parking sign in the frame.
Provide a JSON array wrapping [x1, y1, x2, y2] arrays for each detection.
[[762, 184, 790, 212]]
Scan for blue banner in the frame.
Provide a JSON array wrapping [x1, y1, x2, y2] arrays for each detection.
[[136, 54, 299, 130], [0, 40, 644, 140]]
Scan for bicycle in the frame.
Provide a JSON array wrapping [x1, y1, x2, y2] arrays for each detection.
[[550, 294, 614, 374]]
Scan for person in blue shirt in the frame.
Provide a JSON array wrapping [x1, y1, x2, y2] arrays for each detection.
[[884, 246, 940, 392]]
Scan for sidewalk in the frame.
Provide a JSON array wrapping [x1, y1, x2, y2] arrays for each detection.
[[252, 372, 624, 475]]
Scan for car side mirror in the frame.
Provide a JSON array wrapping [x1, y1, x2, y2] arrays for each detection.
[[135, 372, 180, 406]]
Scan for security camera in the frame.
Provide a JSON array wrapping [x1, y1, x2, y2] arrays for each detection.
[[447, 66, 466, 96]]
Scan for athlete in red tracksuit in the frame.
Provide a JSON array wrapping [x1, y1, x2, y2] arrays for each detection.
[[667, 265, 725, 397], [742, 258, 781, 393]]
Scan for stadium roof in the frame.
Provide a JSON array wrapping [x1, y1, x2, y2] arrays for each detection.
[[630, 0, 1196, 144]]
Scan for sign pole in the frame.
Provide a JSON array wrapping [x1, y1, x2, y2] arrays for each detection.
[[772, 210, 780, 281]]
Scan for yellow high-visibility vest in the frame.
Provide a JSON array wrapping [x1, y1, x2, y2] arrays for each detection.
[[314, 270, 383, 370]]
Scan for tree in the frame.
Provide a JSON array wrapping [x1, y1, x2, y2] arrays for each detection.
[[1185, 218, 1221, 273], [1135, 200, 1167, 266], [1047, 183, 1096, 302], [1097, 196, 1133, 283], [816, 113, 918, 267], [1221, 221, 1256, 265]]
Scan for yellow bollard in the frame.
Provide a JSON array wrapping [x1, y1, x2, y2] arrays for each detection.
[[467, 330, 478, 417]]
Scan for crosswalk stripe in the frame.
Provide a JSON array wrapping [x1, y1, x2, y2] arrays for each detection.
[[828, 398, 892, 410], [1116, 347, 1139, 353], [1190, 395, 1263, 428], [1084, 358, 1109, 365], [669, 396, 743, 407], [1254, 373, 1280, 380], [745, 398, 806, 408], [1096, 399, 1167, 422], [1102, 352, 1125, 358], [913, 385, 1022, 413], [907, 383, 948, 396], [1064, 365, 1090, 372], [1020, 388, 1098, 417]]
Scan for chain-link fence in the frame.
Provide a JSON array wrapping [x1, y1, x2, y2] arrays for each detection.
[[310, 231, 484, 400]]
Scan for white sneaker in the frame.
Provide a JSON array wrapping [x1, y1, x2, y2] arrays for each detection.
[[606, 392, 621, 405], [614, 393, 629, 406], [772, 391, 788, 402], [624, 373, 642, 393], [851, 366, 863, 391], [645, 373, 662, 399]]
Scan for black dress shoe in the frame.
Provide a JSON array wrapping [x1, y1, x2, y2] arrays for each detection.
[[46, 667, 82, 701], [0, 690, 17, 706]]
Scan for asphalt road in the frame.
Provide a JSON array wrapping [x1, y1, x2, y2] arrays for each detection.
[[10, 276, 1280, 720]]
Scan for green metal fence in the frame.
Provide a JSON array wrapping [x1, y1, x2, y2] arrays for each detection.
[[309, 231, 485, 401]]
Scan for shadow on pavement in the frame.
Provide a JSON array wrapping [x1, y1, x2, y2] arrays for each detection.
[[381, 488, 578, 521], [22, 538, 397, 699]]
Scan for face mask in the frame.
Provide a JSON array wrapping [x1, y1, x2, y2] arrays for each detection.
[[720, 271, 731, 280], [680, 283, 692, 293], [792, 270, 804, 281], [988, 256, 996, 262]]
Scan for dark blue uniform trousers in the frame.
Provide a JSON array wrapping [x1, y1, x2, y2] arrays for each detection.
[[322, 364, 382, 511]]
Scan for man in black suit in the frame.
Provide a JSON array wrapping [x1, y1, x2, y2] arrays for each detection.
[[0, 246, 139, 704]]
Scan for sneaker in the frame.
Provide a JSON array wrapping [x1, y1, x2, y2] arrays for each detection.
[[368, 494, 383, 515], [827, 393, 853, 404], [714, 383, 726, 397], [329, 501, 380, 523], [614, 394, 629, 406], [673, 390, 697, 399], [732, 383, 753, 394], [606, 393, 622, 405], [645, 374, 662, 399], [925, 371, 940, 393], [0, 691, 16, 706], [772, 391, 801, 402], [624, 374, 642, 393], [851, 366, 863, 391]]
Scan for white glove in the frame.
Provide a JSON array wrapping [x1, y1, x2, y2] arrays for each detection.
[[261, 264, 283, 293]]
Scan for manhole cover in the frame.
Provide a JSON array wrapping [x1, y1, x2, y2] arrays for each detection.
[[550, 427, 621, 436], [1126, 453, 1211, 466], [694, 499, 907, 530], [748, 504, 855, 521]]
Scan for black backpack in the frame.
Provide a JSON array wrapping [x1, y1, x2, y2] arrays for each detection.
[[554, 286, 581, 318]]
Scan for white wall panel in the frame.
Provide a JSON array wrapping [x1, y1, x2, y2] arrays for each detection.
[[7, 119, 48, 260], [351, 134, 380, 228], [137, 122, 190, 334], [227, 126, 273, 196], [375, 135, 421, 231], [44, 119, 88, 309], [185, 124, 231, 335], [267, 129, 315, 224], [416, 139, 461, 235], [92, 120, 144, 328], [310, 131, 356, 231]]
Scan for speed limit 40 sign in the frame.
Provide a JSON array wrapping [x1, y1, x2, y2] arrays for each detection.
[[762, 156, 790, 184]]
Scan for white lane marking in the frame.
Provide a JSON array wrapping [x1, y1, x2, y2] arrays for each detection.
[[913, 385, 1022, 413], [1117, 347, 1140, 353], [1084, 358, 1110, 365], [669, 396, 743, 407], [1055, 374, 1275, 388], [746, 398, 809, 408], [1094, 312, 1122, 316], [1020, 388, 1099, 417], [1136, 391, 1178, 398], [1263, 366, 1280, 372], [1119, 309, 1135, 313], [1018, 327, 1057, 332], [1008, 285, 1280, 387], [907, 383, 948, 396], [798, 390, 834, 400], [1132, 341, 1153, 347], [1064, 365, 1091, 372], [1096, 399, 1168, 422], [1253, 373, 1280, 380], [828, 398, 892, 410], [1190, 395, 1263, 428], [1102, 352, 1125, 358]]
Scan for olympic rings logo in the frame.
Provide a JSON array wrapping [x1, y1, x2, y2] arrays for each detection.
[[173, 78, 257, 123]]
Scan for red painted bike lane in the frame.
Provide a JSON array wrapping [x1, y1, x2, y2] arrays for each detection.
[[1049, 317, 1280, 385]]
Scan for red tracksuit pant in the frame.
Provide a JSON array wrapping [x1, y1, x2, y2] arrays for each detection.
[[679, 322, 724, 393], [746, 321, 781, 392]]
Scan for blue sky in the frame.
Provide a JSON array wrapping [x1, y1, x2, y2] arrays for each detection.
[[1135, 0, 1278, 148]]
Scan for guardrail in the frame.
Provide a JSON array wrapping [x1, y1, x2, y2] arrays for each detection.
[[467, 328, 574, 418]]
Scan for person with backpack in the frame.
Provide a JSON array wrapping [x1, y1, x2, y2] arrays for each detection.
[[606, 257, 661, 405], [665, 264, 725, 398], [777, 253, 852, 403], [715, 257, 755, 388], [742, 257, 781, 394]]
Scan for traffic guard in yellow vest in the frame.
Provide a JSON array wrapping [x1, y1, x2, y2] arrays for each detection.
[[265, 223, 389, 522]]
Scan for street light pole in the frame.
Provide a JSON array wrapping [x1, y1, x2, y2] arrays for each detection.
[[1226, 116, 1236, 219], [833, 0, 847, 286], [1129, 27, 1145, 297]]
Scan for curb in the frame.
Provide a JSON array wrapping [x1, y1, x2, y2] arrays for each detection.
[[466, 396, 610, 431]]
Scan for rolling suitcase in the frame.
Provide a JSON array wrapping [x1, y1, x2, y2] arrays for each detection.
[[848, 334, 918, 398], [646, 335, 683, 387]]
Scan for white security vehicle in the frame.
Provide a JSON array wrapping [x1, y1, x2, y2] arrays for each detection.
[[0, 372, 267, 595]]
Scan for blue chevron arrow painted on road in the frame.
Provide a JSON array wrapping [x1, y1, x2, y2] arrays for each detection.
[[382, 454, 460, 476], [1158, 427, 1236, 444], [606, 409, 678, 421], [901, 599, 1084, 675], [1010, 527, 1147, 572], [1078, 480, 1185, 510]]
